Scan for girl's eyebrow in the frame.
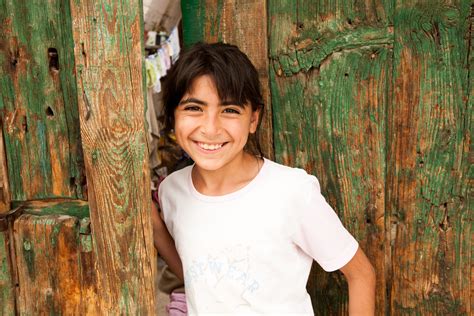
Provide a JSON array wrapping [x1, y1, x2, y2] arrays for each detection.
[[179, 98, 207, 106], [179, 98, 243, 107], [220, 100, 242, 106]]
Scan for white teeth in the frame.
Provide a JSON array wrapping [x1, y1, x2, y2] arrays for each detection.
[[198, 142, 223, 150]]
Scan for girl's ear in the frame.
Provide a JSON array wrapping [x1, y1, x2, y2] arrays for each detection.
[[249, 109, 260, 134]]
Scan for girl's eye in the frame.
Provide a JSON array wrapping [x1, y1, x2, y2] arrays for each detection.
[[223, 108, 240, 114], [184, 105, 202, 112]]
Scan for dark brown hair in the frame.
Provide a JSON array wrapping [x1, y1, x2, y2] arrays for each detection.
[[162, 42, 264, 156]]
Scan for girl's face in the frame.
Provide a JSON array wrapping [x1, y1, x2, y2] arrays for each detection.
[[174, 75, 259, 172]]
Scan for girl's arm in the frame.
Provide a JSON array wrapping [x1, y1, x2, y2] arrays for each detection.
[[339, 247, 376, 315], [151, 201, 184, 281]]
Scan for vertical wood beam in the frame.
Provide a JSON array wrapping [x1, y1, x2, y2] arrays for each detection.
[[0, 222, 16, 315], [181, 0, 274, 159], [0, 93, 14, 314], [268, 0, 392, 314], [14, 213, 99, 315], [0, 127, 11, 214], [69, 0, 156, 313], [0, 0, 85, 201], [388, 1, 472, 314]]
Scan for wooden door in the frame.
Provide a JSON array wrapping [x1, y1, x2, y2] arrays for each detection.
[[0, 0, 156, 314], [182, 1, 472, 314]]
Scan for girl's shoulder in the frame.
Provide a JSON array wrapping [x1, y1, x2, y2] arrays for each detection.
[[158, 165, 193, 196], [262, 159, 323, 209], [263, 158, 318, 188]]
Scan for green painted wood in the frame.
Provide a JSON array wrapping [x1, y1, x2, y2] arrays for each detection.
[[0, 127, 11, 215], [0, 226, 15, 315], [388, 2, 472, 315], [181, 0, 472, 313], [14, 213, 99, 315], [181, 0, 208, 47], [13, 199, 90, 219], [268, 1, 392, 314], [69, 0, 157, 313], [0, 0, 85, 201]]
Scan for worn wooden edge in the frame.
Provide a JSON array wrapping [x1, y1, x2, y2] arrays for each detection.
[[267, 1, 394, 314], [69, 0, 157, 313], [386, 2, 472, 315], [13, 213, 99, 314], [0, 223, 16, 315], [0, 125, 11, 214], [0, 0, 85, 201], [12, 199, 90, 220]]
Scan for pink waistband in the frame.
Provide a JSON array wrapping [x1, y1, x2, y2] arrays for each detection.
[[166, 292, 187, 316]]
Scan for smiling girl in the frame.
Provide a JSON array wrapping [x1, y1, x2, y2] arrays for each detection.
[[153, 42, 376, 315]]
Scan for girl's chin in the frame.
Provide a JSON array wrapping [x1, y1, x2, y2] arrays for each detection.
[[192, 160, 226, 172]]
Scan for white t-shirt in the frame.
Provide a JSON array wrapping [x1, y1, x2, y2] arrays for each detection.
[[159, 158, 358, 315]]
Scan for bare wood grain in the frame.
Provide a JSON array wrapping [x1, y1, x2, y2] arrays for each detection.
[[0, 125, 11, 215], [14, 213, 99, 315], [388, 2, 472, 314], [0, 0, 85, 201], [268, 1, 392, 314], [0, 222, 15, 315], [69, 0, 157, 313]]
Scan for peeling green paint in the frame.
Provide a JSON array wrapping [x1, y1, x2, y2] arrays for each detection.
[[0, 231, 15, 314], [265, 0, 470, 314], [181, 0, 206, 47], [22, 238, 35, 280], [0, 0, 84, 201], [50, 224, 61, 247], [120, 283, 131, 315], [209, 0, 224, 40], [273, 27, 393, 76], [12, 201, 90, 219], [91, 149, 100, 164], [80, 234, 93, 253]]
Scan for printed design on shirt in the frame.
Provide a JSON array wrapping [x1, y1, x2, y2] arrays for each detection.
[[185, 245, 260, 308]]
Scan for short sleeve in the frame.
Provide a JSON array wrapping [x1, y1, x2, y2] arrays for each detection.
[[158, 180, 174, 238], [291, 175, 358, 272]]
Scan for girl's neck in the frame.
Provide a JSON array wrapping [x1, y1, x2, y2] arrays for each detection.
[[192, 152, 262, 196]]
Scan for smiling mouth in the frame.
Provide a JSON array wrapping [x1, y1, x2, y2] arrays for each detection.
[[196, 142, 226, 151]]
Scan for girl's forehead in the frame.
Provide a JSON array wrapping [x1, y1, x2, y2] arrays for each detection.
[[183, 75, 240, 104], [186, 75, 218, 94]]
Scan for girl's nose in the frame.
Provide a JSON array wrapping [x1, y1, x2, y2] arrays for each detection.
[[201, 113, 221, 137]]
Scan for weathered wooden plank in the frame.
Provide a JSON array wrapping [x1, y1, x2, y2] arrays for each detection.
[[388, 2, 472, 314], [0, 0, 85, 201], [69, 0, 157, 313], [15, 199, 90, 219], [181, 0, 274, 159], [0, 221, 16, 315], [14, 213, 99, 315], [268, 0, 392, 314], [0, 114, 14, 313], [0, 127, 11, 214]]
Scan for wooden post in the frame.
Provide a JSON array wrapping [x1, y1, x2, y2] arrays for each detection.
[[14, 211, 99, 315], [0, 102, 15, 314], [69, 0, 157, 313], [0, 219, 15, 315], [184, 0, 471, 315], [267, 1, 392, 314], [388, 2, 472, 314], [182, 0, 274, 159], [0, 0, 85, 201]]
